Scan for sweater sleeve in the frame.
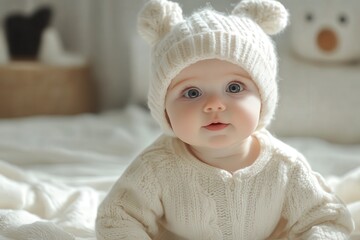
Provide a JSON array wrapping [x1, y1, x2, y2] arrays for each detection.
[[95, 155, 163, 240], [283, 157, 354, 239]]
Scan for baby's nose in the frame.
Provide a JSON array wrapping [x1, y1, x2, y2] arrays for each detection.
[[203, 95, 226, 113]]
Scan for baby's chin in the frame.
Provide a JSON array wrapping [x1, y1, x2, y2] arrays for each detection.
[[187, 136, 240, 151]]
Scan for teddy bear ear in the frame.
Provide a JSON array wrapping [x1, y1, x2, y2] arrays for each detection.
[[232, 0, 289, 35], [137, 0, 184, 46]]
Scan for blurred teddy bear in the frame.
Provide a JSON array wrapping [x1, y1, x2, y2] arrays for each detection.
[[290, 0, 360, 63]]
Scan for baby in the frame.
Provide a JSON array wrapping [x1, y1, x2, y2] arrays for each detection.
[[96, 0, 354, 239]]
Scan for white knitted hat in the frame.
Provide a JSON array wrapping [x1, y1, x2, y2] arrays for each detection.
[[138, 0, 288, 135]]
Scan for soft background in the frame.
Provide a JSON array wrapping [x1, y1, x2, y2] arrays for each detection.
[[1, 0, 359, 143], [0, 1, 359, 239], [0, 0, 252, 110]]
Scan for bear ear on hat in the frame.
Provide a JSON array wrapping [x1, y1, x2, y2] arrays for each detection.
[[138, 0, 184, 46], [232, 0, 289, 35]]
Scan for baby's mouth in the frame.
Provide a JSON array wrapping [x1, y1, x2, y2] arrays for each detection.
[[204, 122, 229, 131]]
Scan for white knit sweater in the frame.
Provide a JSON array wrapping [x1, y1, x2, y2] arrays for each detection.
[[96, 130, 354, 239]]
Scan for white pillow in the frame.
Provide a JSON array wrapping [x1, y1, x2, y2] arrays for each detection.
[[270, 49, 360, 144]]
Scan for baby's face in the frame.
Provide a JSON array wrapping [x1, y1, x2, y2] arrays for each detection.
[[165, 59, 261, 149]]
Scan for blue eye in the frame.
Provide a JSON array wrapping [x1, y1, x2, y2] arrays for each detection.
[[226, 82, 244, 93], [184, 88, 202, 99]]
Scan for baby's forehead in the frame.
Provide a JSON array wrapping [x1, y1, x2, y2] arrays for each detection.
[[170, 59, 252, 86]]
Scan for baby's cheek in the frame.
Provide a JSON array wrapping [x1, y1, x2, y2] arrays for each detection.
[[172, 110, 193, 132], [170, 105, 198, 135], [233, 98, 261, 126]]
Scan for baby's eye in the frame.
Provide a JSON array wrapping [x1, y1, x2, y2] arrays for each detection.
[[183, 88, 202, 99], [226, 82, 244, 93]]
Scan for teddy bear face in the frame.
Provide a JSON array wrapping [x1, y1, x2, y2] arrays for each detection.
[[290, 0, 360, 62]]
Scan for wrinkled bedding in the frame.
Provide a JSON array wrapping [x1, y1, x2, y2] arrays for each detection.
[[0, 105, 359, 239]]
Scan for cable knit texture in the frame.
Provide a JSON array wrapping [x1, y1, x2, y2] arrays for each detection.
[[137, 0, 288, 135], [96, 130, 354, 239]]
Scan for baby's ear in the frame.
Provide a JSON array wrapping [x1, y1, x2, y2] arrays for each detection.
[[138, 0, 184, 46], [232, 0, 288, 35]]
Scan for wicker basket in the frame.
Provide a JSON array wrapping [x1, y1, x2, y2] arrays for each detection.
[[0, 61, 96, 118]]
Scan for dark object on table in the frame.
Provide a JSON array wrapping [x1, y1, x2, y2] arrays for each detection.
[[4, 6, 52, 59]]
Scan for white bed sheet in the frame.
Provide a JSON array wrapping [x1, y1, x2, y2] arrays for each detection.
[[0, 104, 359, 239]]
